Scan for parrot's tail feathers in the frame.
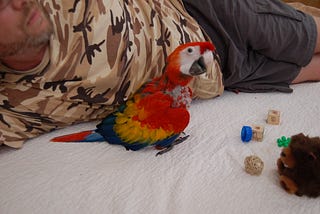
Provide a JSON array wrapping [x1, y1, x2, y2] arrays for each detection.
[[51, 130, 105, 142]]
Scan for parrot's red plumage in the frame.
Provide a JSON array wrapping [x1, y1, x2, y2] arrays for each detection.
[[51, 42, 215, 155]]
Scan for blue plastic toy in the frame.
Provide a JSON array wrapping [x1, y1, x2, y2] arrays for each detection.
[[241, 126, 253, 142]]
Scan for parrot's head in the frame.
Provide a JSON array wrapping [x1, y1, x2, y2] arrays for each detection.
[[165, 41, 215, 86]]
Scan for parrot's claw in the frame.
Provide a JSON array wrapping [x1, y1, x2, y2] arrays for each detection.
[[156, 145, 174, 156], [156, 134, 190, 156], [174, 134, 190, 144]]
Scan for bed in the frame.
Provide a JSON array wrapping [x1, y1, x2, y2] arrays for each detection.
[[2, 1, 320, 213], [1, 81, 320, 213]]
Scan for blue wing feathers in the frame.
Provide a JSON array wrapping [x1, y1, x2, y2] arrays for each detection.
[[154, 134, 180, 148], [95, 114, 180, 150], [54, 103, 182, 151], [82, 131, 105, 142], [123, 143, 149, 151]]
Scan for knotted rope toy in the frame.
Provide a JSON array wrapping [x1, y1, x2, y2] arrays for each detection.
[[244, 155, 264, 175]]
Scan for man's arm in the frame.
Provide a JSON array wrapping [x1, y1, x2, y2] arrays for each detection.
[[0, 105, 60, 148]]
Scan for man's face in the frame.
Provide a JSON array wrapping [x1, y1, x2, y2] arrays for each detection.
[[0, 0, 53, 58]]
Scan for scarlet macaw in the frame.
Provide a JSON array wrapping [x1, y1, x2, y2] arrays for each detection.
[[51, 42, 215, 155]]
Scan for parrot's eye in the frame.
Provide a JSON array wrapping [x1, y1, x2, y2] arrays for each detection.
[[187, 48, 194, 54]]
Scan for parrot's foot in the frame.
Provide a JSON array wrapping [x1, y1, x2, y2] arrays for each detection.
[[155, 134, 190, 156]]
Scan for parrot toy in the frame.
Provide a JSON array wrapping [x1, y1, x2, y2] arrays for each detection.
[[51, 42, 215, 155]]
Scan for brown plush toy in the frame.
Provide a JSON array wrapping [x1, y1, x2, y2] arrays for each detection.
[[277, 133, 320, 197]]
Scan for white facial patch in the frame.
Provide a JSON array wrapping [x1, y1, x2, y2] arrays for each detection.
[[179, 46, 201, 75], [179, 46, 214, 76]]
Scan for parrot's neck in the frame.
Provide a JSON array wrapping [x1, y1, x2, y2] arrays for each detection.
[[160, 71, 193, 90], [159, 74, 193, 108], [169, 85, 192, 108], [141, 73, 193, 108], [165, 71, 193, 88], [143, 72, 192, 92]]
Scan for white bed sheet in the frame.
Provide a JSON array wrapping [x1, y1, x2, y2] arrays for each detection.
[[1, 83, 320, 214]]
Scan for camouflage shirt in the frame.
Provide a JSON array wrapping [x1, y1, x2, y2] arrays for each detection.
[[0, 0, 223, 148]]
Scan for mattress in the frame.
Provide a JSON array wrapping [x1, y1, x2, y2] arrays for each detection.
[[1, 82, 320, 214]]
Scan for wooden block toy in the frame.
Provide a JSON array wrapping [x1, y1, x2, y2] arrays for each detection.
[[267, 110, 280, 125], [241, 125, 264, 142], [252, 125, 264, 142]]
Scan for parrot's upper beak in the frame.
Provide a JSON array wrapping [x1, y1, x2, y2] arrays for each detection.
[[189, 56, 207, 76]]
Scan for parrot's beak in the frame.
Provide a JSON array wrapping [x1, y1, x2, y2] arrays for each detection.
[[189, 56, 207, 76]]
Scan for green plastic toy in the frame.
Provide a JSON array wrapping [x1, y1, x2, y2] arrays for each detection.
[[277, 136, 291, 147]]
